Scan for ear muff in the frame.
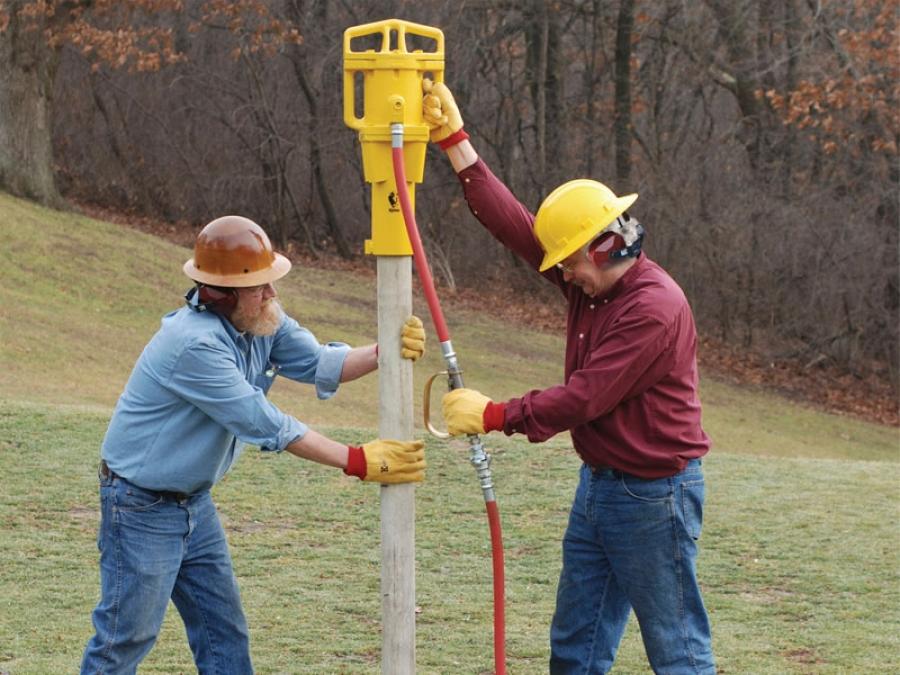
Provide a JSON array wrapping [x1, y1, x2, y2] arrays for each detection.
[[197, 285, 238, 313], [588, 231, 627, 266]]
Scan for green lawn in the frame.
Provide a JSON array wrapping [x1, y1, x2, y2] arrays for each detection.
[[1, 192, 898, 673]]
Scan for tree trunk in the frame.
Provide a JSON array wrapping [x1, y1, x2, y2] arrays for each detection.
[[290, 54, 352, 259], [529, 2, 550, 196], [584, 0, 601, 177], [614, 0, 635, 186], [780, 0, 799, 199], [705, 0, 766, 171], [526, 0, 561, 196], [0, 1, 62, 206], [286, 0, 352, 259]]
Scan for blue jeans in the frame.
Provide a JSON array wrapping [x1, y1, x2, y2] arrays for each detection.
[[81, 474, 252, 674], [549, 460, 715, 674]]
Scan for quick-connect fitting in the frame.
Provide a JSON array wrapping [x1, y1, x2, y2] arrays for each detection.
[[468, 438, 495, 502], [440, 340, 465, 390], [391, 122, 404, 148]]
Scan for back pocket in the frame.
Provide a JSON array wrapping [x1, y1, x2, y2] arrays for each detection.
[[680, 480, 704, 540]]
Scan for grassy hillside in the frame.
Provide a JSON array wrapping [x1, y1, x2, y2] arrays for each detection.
[[1, 191, 894, 460], [1, 191, 898, 673]]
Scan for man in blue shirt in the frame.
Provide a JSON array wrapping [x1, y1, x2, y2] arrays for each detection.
[[81, 215, 426, 673]]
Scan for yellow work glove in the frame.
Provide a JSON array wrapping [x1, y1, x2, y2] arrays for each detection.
[[346, 439, 426, 484], [423, 78, 464, 144], [400, 315, 426, 361], [442, 388, 492, 436]]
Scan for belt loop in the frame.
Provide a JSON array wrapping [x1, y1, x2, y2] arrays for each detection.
[[588, 464, 624, 479]]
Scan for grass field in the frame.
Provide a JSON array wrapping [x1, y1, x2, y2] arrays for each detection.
[[1, 191, 898, 673]]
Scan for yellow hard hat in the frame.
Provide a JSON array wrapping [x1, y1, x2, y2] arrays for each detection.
[[183, 215, 292, 287], [533, 180, 638, 272]]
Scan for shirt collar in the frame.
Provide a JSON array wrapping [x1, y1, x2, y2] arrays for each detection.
[[221, 316, 252, 349], [594, 252, 646, 303], [184, 286, 251, 348]]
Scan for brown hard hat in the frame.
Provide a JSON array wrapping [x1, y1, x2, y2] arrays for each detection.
[[183, 215, 291, 287]]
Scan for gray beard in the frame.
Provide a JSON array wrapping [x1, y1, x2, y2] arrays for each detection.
[[231, 299, 284, 336]]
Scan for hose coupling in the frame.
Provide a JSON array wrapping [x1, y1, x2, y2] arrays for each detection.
[[391, 122, 404, 148], [468, 437, 496, 502]]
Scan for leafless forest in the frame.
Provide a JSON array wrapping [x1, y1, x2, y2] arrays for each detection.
[[1, 0, 897, 388]]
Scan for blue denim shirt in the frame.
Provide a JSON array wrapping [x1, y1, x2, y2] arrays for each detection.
[[101, 296, 350, 494]]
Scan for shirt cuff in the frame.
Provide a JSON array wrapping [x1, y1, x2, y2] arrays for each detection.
[[262, 421, 308, 453], [500, 397, 525, 436], [456, 157, 487, 186], [314, 342, 351, 399]]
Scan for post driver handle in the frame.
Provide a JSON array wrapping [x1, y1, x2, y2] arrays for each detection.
[[343, 19, 444, 131], [423, 371, 451, 439]]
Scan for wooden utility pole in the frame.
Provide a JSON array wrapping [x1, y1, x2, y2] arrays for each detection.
[[377, 256, 416, 674], [343, 20, 444, 672]]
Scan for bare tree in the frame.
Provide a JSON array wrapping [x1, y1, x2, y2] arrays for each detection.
[[0, 0, 63, 205]]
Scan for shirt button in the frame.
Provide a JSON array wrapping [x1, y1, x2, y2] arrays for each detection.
[[473, 210, 478, 215], [465, 178, 471, 183], [603, 299, 609, 304], [579, 333, 584, 339], [590, 304, 595, 309]]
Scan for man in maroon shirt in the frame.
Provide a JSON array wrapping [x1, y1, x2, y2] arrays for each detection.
[[424, 80, 715, 674]]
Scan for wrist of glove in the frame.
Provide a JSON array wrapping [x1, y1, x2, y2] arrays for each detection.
[[344, 439, 426, 484], [437, 129, 469, 150], [482, 401, 506, 433], [344, 445, 367, 479]]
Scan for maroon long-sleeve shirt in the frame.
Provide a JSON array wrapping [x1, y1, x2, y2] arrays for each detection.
[[459, 159, 710, 478]]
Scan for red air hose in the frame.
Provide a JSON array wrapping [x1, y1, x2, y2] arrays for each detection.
[[391, 135, 506, 675]]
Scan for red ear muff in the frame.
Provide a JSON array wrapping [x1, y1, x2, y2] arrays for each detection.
[[588, 231, 627, 266], [198, 285, 238, 313]]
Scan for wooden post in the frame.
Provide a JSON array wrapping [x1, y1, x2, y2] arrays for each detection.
[[377, 256, 415, 674]]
